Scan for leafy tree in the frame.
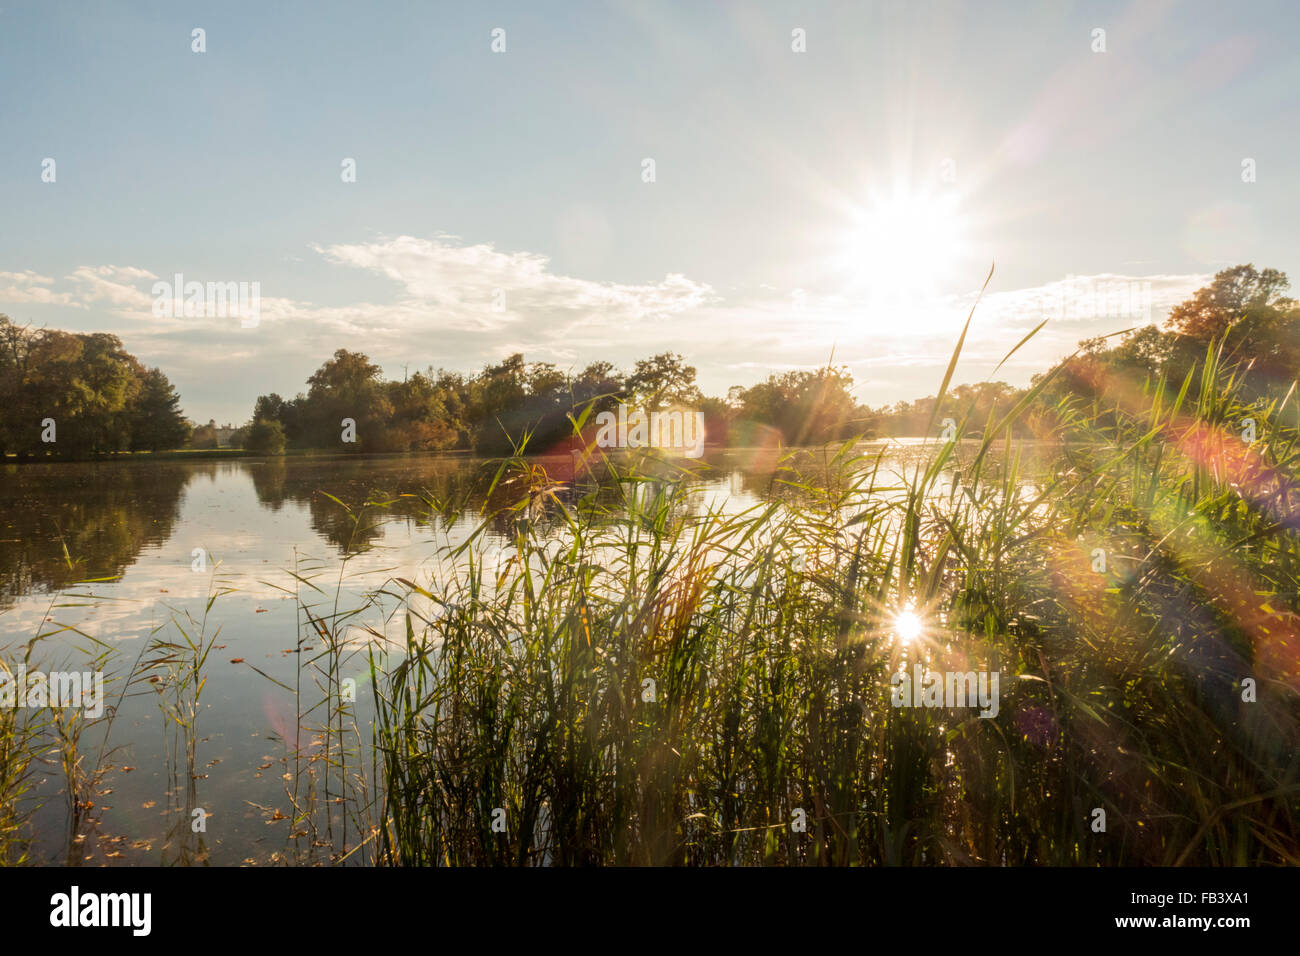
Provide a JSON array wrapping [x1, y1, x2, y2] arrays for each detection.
[[384, 372, 458, 451], [1165, 265, 1293, 343], [626, 352, 701, 408], [301, 349, 390, 451], [1108, 324, 1172, 378], [572, 361, 626, 415], [128, 368, 191, 451], [1164, 265, 1300, 396], [307, 349, 383, 397], [0, 316, 187, 458], [0, 316, 37, 456], [733, 366, 861, 444], [469, 354, 529, 454], [245, 418, 287, 456], [253, 391, 307, 446]]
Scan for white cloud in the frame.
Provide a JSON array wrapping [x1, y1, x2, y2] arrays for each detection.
[[67, 265, 159, 312], [0, 236, 1213, 419], [314, 234, 717, 335], [0, 270, 78, 306]]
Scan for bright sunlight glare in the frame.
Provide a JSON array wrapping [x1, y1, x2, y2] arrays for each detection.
[[837, 188, 966, 302], [893, 607, 924, 644]]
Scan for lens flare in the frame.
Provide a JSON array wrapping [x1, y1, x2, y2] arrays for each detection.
[[893, 607, 923, 644]]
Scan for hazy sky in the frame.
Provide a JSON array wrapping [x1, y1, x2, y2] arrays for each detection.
[[3, 0, 1298, 425]]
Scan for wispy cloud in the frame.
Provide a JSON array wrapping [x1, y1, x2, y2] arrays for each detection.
[[314, 235, 717, 334], [0, 270, 79, 306], [67, 265, 158, 312], [0, 235, 1211, 417]]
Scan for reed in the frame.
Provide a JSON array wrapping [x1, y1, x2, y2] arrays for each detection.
[[366, 328, 1300, 866]]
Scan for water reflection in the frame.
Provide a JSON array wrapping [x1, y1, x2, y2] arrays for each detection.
[[0, 445, 921, 864], [0, 462, 190, 607], [0, 447, 945, 608]]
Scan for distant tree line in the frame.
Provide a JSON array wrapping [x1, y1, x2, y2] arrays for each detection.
[[247, 350, 869, 455], [6, 265, 1295, 459]]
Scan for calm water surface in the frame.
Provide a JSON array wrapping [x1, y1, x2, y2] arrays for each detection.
[[1, 442, 995, 864], [0, 451, 803, 864]]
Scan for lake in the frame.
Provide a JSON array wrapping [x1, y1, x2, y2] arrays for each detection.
[[2, 448, 852, 865]]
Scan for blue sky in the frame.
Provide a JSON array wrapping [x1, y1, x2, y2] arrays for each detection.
[[3, 0, 1299, 425]]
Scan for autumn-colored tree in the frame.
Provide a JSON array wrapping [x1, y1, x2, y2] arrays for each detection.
[[1164, 265, 1300, 393], [1165, 265, 1293, 343]]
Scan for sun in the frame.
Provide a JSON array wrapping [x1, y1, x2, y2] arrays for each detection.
[[836, 187, 966, 303], [892, 606, 924, 644]]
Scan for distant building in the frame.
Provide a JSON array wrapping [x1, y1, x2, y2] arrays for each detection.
[[193, 419, 239, 448]]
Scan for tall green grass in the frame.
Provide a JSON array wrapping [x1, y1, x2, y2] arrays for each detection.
[[4, 327, 1297, 867], [366, 331, 1300, 866], [1, 588, 118, 865]]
